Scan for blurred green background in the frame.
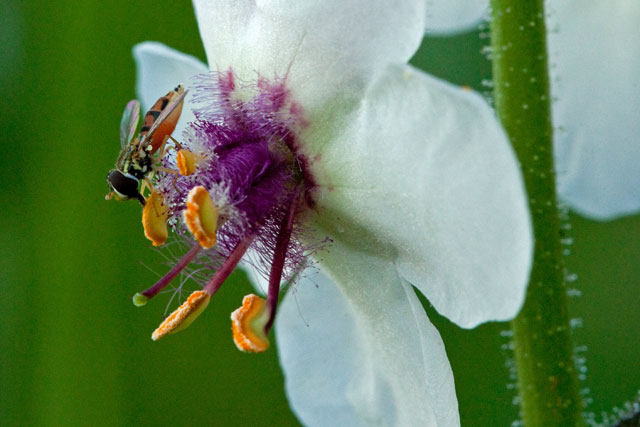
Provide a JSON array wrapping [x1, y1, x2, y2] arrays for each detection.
[[1, 1, 638, 425]]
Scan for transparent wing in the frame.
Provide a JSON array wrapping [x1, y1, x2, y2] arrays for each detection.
[[120, 100, 141, 148]]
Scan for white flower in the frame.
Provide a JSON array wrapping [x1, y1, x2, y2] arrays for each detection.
[[426, 0, 640, 220], [133, 0, 532, 425]]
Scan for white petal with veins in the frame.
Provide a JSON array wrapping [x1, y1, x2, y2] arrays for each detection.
[[310, 64, 532, 329], [192, 0, 427, 115], [276, 256, 458, 427]]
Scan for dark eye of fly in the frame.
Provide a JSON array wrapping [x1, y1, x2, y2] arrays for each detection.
[[107, 170, 144, 204]]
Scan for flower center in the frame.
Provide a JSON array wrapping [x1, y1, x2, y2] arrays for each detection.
[[134, 70, 314, 351]]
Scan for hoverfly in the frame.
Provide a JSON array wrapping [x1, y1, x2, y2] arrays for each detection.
[[106, 85, 187, 205]]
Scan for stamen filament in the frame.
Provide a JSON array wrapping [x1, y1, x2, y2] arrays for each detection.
[[264, 187, 302, 334], [203, 236, 254, 295], [134, 244, 202, 305]]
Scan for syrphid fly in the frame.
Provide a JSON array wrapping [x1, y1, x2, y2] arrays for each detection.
[[106, 85, 187, 205]]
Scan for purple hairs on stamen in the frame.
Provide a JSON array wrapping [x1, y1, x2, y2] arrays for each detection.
[[156, 70, 313, 284]]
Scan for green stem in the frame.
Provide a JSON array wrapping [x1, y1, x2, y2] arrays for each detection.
[[489, 2, 584, 426]]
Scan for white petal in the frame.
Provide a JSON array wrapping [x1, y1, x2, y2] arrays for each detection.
[[192, 0, 427, 114], [276, 255, 458, 426], [425, 0, 488, 34], [548, 0, 640, 219], [133, 42, 208, 137], [309, 64, 532, 328]]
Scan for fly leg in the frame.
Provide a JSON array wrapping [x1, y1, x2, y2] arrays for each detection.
[[153, 167, 182, 194]]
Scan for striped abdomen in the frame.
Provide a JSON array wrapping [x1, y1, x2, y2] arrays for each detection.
[[139, 85, 185, 153]]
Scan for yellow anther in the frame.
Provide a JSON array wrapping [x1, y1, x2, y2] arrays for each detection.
[[230, 294, 270, 353], [184, 186, 218, 249], [151, 290, 211, 341], [142, 191, 169, 247], [176, 149, 201, 176]]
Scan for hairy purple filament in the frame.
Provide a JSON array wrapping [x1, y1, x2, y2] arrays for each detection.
[[157, 72, 307, 267], [191, 119, 297, 231], [140, 244, 201, 300], [265, 185, 303, 334], [203, 236, 253, 295]]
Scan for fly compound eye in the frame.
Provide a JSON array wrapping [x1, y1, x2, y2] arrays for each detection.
[[107, 170, 141, 201]]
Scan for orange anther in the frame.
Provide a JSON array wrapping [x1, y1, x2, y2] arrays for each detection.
[[142, 191, 169, 247], [152, 290, 211, 341], [176, 149, 200, 176], [231, 294, 270, 353], [184, 186, 218, 249]]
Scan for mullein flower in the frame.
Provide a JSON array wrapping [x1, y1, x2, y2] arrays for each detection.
[[426, 0, 640, 220], [128, 0, 533, 425]]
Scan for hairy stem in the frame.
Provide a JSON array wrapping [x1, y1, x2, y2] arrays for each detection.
[[489, 2, 584, 425]]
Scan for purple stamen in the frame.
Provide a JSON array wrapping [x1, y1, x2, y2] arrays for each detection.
[[264, 185, 302, 334], [203, 236, 254, 295], [141, 244, 201, 299]]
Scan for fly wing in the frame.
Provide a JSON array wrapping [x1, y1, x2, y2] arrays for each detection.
[[120, 100, 141, 148], [139, 87, 187, 153]]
